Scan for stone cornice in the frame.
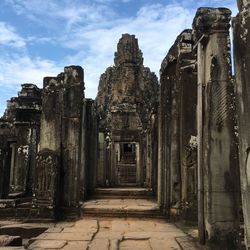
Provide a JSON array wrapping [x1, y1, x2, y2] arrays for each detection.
[[192, 8, 231, 42]]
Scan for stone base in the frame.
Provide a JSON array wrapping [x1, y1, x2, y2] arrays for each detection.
[[0, 199, 20, 208], [28, 207, 57, 221]]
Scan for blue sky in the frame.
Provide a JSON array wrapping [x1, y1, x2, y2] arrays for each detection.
[[0, 0, 237, 116]]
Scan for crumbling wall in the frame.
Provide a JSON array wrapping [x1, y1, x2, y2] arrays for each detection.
[[0, 84, 42, 199], [233, 0, 250, 247], [193, 7, 240, 247]]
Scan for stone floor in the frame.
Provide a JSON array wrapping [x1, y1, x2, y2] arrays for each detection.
[[0, 217, 204, 250], [0, 198, 203, 249]]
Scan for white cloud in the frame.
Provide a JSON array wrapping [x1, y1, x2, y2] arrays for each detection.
[[0, 0, 238, 114], [5, 0, 115, 29], [0, 22, 25, 48], [59, 3, 194, 98], [0, 55, 62, 89]]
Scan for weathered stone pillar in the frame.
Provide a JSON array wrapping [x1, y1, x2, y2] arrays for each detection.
[[233, 0, 250, 247], [79, 98, 97, 199], [33, 76, 63, 217], [177, 31, 197, 222], [158, 43, 180, 216], [150, 113, 158, 192], [62, 66, 84, 207], [0, 130, 12, 198], [39, 76, 63, 153], [9, 124, 30, 196], [158, 30, 197, 218], [193, 8, 240, 247], [33, 66, 84, 217]]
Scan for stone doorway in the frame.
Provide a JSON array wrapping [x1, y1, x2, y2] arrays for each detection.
[[116, 142, 137, 186]]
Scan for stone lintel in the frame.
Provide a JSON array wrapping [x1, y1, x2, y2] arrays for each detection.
[[13, 121, 31, 126], [192, 7, 231, 42]]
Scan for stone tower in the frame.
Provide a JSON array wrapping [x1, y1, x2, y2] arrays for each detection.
[[96, 34, 158, 188]]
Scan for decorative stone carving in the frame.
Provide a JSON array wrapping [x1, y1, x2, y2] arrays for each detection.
[[96, 34, 158, 187], [33, 150, 59, 209], [193, 7, 240, 248]]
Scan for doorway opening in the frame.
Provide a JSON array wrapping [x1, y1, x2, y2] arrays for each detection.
[[117, 143, 136, 186]]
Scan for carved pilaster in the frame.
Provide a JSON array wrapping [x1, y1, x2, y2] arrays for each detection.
[[32, 150, 59, 218], [193, 7, 240, 248]]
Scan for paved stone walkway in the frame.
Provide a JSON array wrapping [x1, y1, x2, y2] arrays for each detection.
[[0, 198, 203, 249], [0, 217, 203, 249], [28, 218, 186, 250]]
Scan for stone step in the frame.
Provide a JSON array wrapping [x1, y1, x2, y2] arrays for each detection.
[[81, 208, 163, 218], [81, 198, 163, 219], [90, 187, 154, 199]]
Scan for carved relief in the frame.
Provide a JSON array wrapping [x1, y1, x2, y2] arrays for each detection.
[[33, 150, 59, 208]]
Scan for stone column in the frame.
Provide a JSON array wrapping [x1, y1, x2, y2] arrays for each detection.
[[33, 76, 63, 217], [9, 124, 30, 196], [0, 131, 12, 198], [80, 99, 98, 198], [158, 30, 197, 218], [151, 113, 158, 193], [193, 8, 240, 247], [158, 44, 178, 216], [157, 71, 169, 213], [39, 76, 63, 152], [61, 66, 84, 207], [233, 0, 250, 247], [177, 30, 197, 222]]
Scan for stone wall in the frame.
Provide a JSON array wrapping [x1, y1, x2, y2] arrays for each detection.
[[33, 66, 85, 217], [0, 84, 42, 199]]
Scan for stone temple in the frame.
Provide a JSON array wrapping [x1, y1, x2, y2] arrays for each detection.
[[0, 1, 250, 249]]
